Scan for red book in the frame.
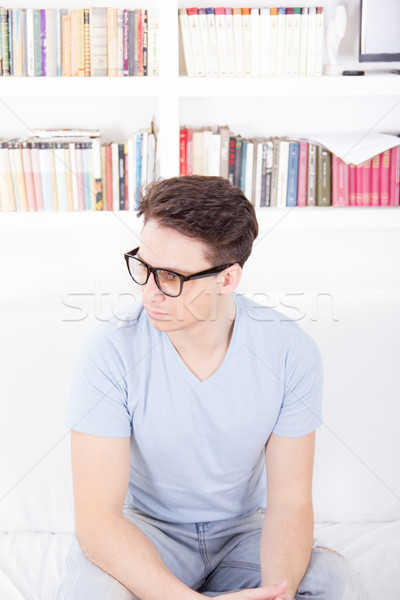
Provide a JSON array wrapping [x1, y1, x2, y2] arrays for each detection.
[[137, 9, 143, 76], [389, 145, 400, 206], [186, 127, 193, 175], [349, 164, 356, 206], [380, 149, 390, 206], [297, 142, 308, 206], [105, 144, 113, 211], [355, 164, 363, 206], [361, 159, 371, 206], [180, 128, 187, 176], [371, 154, 380, 206], [332, 155, 349, 206]]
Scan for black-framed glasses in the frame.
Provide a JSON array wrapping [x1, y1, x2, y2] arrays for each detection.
[[124, 247, 235, 298]]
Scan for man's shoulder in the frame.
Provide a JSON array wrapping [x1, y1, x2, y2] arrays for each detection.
[[236, 293, 302, 340]]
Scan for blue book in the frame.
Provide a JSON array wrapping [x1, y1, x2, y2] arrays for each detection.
[[240, 140, 248, 193], [286, 142, 300, 206]]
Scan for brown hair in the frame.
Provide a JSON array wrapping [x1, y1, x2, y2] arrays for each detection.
[[137, 175, 258, 267]]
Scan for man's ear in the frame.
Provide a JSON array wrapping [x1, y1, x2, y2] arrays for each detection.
[[217, 264, 242, 295]]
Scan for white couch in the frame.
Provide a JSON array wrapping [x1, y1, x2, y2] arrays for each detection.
[[1, 211, 399, 599]]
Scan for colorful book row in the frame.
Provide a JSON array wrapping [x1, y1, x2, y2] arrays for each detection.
[[179, 6, 323, 77], [0, 7, 158, 77], [0, 129, 157, 211], [180, 127, 400, 208]]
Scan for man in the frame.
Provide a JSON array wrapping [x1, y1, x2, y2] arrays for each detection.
[[57, 176, 368, 600]]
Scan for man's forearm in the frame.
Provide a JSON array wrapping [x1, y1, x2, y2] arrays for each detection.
[[260, 502, 314, 600], [78, 514, 202, 600]]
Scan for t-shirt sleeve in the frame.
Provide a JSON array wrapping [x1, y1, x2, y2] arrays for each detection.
[[64, 328, 132, 438], [272, 328, 323, 437]]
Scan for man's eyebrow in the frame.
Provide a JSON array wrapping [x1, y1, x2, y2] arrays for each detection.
[[137, 251, 187, 274]]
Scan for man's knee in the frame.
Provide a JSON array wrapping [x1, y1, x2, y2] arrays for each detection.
[[297, 545, 370, 600], [56, 535, 137, 600]]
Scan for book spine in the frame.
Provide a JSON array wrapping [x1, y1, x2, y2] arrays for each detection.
[[242, 8, 251, 77], [128, 10, 134, 76], [250, 8, 260, 77], [361, 159, 371, 206], [116, 9, 123, 77], [70, 9, 79, 77], [277, 8, 286, 78], [84, 9, 90, 76], [245, 140, 254, 202], [118, 143, 125, 209], [307, 7, 317, 76], [123, 9, 129, 76], [64, 144, 74, 210], [225, 9, 235, 77], [186, 128, 193, 176], [100, 145, 107, 209], [21, 9, 28, 76], [232, 8, 244, 77], [40, 9, 46, 76], [68, 142, 79, 211], [299, 9, 308, 77], [370, 154, 380, 206], [307, 143, 317, 206], [228, 136, 235, 184], [206, 8, 219, 77], [317, 146, 332, 206], [54, 142, 68, 210], [38, 143, 53, 210], [90, 7, 107, 76], [21, 142, 37, 210], [48, 143, 59, 210], [77, 8, 85, 76], [1, 8, 10, 76], [297, 142, 308, 206], [389, 146, 400, 206], [8, 9, 13, 75], [265, 140, 273, 207], [33, 9, 41, 76], [30, 142, 43, 210], [285, 8, 294, 77], [46, 9, 57, 77], [135, 9, 142, 76], [92, 139, 103, 210], [260, 8, 270, 77], [315, 7, 324, 77], [240, 139, 247, 192], [355, 163, 363, 206], [127, 137, 135, 210], [105, 144, 113, 210], [135, 134, 142, 202], [234, 138, 242, 188], [0, 143, 16, 210], [187, 7, 205, 77], [292, 8, 301, 77], [254, 142, 263, 207], [107, 7, 118, 76], [56, 9, 63, 77], [276, 140, 289, 207], [332, 155, 349, 207], [349, 164, 356, 206], [286, 142, 299, 206], [269, 8, 278, 77], [61, 15, 71, 76], [179, 128, 187, 176], [214, 7, 228, 77], [380, 149, 390, 206], [143, 9, 148, 76]]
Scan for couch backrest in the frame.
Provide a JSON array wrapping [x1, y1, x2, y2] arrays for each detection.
[[1, 220, 399, 532]]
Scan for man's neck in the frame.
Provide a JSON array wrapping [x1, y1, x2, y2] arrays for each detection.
[[166, 295, 237, 379]]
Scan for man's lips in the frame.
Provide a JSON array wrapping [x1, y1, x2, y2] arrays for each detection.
[[145, 307, 169, 319]]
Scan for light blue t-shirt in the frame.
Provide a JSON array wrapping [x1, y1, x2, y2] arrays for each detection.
[[65, 292, 323, 523]]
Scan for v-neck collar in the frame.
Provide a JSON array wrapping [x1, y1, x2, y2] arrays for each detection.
[[161, 294, 240, 387]]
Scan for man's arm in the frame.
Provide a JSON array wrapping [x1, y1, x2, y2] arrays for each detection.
[[71, 430, 202, 600], [260, 431, 316, 600]]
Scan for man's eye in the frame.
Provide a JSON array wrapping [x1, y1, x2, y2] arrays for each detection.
[[158, 270, 178, 282]]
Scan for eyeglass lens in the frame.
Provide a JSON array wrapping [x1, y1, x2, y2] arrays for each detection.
[[127, 257, 182, 297]]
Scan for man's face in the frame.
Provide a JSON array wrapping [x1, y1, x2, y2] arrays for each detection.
[[136, 219, 227, 333]]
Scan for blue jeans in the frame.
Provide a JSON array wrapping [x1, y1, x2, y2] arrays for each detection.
[[56, 506, 369, 599]]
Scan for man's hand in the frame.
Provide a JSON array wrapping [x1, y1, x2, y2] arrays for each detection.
[[211, 580, 289, 599]]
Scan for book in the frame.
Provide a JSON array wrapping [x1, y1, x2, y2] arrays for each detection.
[[316, 145, 331, 206], [90, 7, 107, 76]]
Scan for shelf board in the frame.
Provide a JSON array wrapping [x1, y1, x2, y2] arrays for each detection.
[[1, 207, 399, 232], [0, 76, 161, 98], [178, 74, 400, 98]]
